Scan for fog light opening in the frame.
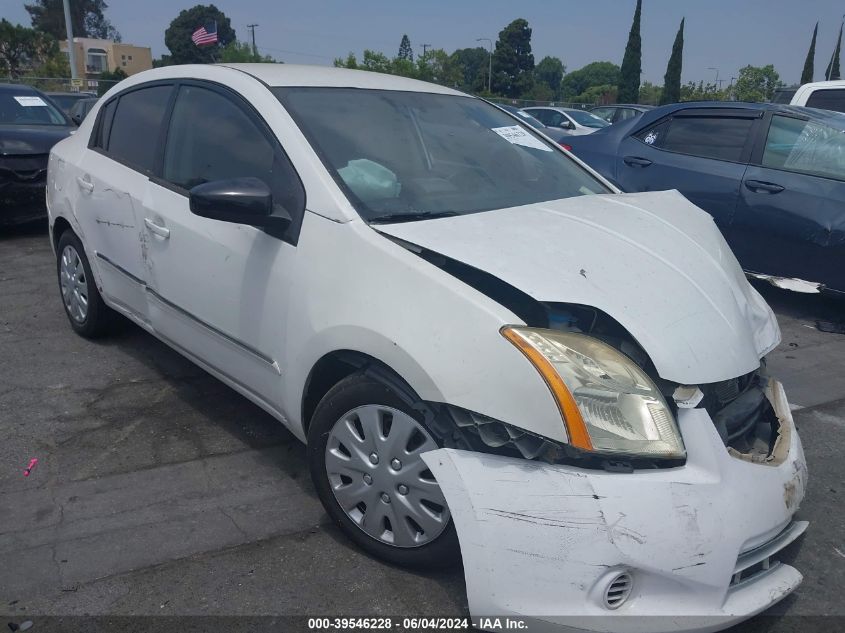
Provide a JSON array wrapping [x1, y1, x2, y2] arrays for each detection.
[[603, 571, 633, 610]]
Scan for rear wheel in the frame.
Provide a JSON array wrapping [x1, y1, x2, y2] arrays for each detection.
[[56, 230, 113, 338], [308, 373, 460, 568]]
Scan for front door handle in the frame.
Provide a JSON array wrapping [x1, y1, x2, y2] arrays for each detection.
[[144, 217, 170, 239], [745, 179, 784, 194], [623, 156, 653, 167], [76, 176, 94, 192]]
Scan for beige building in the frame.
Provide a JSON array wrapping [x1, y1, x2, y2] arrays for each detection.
[[60, 37, 152, 88]]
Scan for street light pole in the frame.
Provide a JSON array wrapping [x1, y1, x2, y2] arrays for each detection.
[[247, 24, 259, 58], [62, 0, 78, 81], [707, 66, 720, 90], [476, 37, 492, 93]]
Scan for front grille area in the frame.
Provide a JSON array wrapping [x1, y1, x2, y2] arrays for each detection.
[[0, 154, 49, 183]]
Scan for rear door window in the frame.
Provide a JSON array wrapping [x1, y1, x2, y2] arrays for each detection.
[[635, 114, 755, 162], [106, 85, 172, 173], [805, 89, 845, 114], [762, 114, 845, 181]]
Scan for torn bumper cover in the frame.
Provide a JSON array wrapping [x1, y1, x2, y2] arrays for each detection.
[[423, 381, 807, 633]]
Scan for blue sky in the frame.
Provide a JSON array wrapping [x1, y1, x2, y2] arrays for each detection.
[[2, 0, 843, 85]]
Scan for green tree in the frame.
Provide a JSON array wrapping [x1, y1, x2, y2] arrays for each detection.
[[681, 80, 723, 101], [560, 61, 620, 99], [639, 81, 662, 105], [617, 0, 642, 103], [450, 47, 488, 91], [801, 22, 818, 84], [164, 5, 235, 64], [333, 52, 358, 69], [398, 34, 413, 61], [361, 49, 392, 73], [660, 17, 684, 105], [0, 19, 59, 79], [570, 84, 617, 104], [825, 23, 842, 81], [492, 18, 535, 98], [733, 64, 783, 102], [25, 0, 119, 41], [97, 66, 126, 96], [219, 40, 275, 63], [535, 56, 565, 100]]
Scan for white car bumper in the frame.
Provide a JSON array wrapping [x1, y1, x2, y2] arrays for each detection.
[[423, 380, 808, 633]]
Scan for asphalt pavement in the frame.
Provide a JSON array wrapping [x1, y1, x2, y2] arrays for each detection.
[[1, 222, 843, 633]]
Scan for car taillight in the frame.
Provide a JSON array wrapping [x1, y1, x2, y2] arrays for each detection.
[[560, 143, 572, 151]]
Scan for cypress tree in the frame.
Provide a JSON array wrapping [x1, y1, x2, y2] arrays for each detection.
[[800, 23, 817, 84], [398, 34, 413, 61], [825, 23, 842, 80], [617, 0, 643, 103], [660, 18, 684, 105]]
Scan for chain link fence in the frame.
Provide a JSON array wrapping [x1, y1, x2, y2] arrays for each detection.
[[482, 96, 595, 110], [5, 76, 123, 97]]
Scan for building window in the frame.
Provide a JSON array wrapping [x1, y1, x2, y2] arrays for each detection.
[[121, 54, 126, 60], [122, 61, 126, 66], [86, 48, 108, 73], [128, 55, 133, 61]]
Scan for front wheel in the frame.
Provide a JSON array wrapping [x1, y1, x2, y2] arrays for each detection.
[[56, 230, 114, 338], [307, 373, 460, 568]]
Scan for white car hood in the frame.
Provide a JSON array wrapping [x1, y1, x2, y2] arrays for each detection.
[[377, 190, 780, 385]]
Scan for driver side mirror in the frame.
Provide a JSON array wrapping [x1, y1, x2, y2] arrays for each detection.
[[189, 177, 291, 231], [71, 114, 82, 125]]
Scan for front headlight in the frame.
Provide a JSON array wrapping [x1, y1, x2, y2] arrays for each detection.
[[502, 326, 685, 459]]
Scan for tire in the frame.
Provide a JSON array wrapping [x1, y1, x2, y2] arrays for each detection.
[[56, 230, 114, 338], [308, 372, 460, 568]]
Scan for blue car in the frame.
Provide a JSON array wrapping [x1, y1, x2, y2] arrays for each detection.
[[566, 102, 845, 294]]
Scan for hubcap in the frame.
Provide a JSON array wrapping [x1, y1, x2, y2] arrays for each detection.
[[60, 245, 89, 323], [325, 404, 450, 548]]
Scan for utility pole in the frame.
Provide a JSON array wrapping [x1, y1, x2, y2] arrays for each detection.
[[707, 67, 720, 90], [62, 0, 78, 81], [476, 37, 492, 93], [421, 43, 431, 62], [247, 24, 259, 58]]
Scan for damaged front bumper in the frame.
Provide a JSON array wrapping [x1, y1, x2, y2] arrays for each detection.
[[423, 380, 807, 633]]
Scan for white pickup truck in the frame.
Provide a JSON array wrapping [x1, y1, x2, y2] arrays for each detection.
[[790, 79, 845, 112]]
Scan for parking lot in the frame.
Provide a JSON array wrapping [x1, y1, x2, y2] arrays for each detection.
[[1, 221, 844, 632]]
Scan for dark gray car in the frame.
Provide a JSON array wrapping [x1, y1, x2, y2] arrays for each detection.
[[1, 84, 75, 225], [566, 101, 845, 293]]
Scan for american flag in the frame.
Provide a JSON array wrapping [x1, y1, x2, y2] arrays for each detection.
[[191, 21, 218, 46]]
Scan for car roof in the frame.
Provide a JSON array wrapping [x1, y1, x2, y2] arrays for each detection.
[[628, 100, 845, 132], [797, 79, 845, 90], [0, 83, 41, 94], [219, 63, 465, 95]]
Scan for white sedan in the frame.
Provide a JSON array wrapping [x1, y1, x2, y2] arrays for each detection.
[[46, 63, 807, 632]]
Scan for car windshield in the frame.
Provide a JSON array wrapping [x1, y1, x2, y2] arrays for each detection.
[[0, 92, 67, 126], [567, 110, 611, 128], [274, 88, 609, 221]]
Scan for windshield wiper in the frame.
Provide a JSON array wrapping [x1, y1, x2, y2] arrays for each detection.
[[368, 210, 459, 224]]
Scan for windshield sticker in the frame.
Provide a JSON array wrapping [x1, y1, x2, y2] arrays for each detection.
[[644, 130, 658, 145], [491, 125, 553, 152], [14, 96, 48, 107]]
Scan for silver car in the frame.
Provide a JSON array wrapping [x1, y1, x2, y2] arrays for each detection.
[[523, 106, 611, 135]]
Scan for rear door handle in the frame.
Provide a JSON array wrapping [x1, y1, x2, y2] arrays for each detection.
[[623, 156, 653, 167], [76, 176, 94, 192], [745, 180, 784, 194], [144, 217, 170, 239]]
